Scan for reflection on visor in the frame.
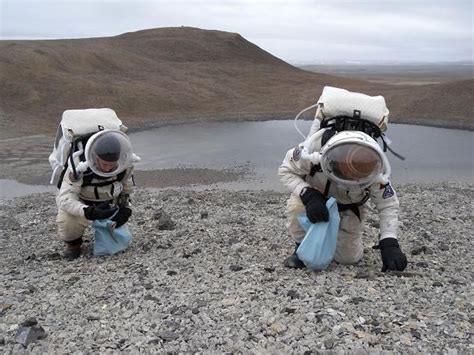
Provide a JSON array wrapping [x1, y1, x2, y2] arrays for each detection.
[[326, 143, 382, 182]]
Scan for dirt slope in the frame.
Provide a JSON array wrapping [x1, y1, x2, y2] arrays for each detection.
[[0, 27, 472, 137]]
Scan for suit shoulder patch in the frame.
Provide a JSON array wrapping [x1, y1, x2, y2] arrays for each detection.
[[292, 146, 301, 161]]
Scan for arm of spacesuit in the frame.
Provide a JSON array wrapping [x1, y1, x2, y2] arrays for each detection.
[[118, 167, 134, 207], [278, 146, 313, 197], [368, 182, 400, 240], [56, 167, 88, 217]]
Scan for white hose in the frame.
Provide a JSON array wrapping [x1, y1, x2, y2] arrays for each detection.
[[293, 103, 319, 140], [300, 128, 328, 164]]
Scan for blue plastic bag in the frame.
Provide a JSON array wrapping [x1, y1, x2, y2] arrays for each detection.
[[296, 197, 340, 270], [92, 218, 132, 257]]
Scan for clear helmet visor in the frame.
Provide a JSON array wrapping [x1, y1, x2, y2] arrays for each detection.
[[322, 142, 383, 187], [85, 130, 133, 177]]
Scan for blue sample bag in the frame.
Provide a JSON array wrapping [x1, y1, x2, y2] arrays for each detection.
[[296, 197, 340, 270], [92, 217, 132, 257]]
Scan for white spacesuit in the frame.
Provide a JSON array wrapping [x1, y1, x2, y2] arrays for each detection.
[[56, 129, 136, 259], [279, 87, 407, 271]]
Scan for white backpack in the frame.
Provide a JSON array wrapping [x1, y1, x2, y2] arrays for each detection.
[[48, 108, 128, 187], [294, 86, 404, 160]]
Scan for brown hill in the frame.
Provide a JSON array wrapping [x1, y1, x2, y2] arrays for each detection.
[[0, 27, 472, 138]]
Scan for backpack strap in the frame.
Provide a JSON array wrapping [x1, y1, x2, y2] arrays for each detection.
[[81, 169, 127, 187], [81, 169, 128, 200], [320, 115, 383, 139], [336, 192, 370, 221]]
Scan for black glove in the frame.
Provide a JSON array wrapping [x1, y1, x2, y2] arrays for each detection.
[[112, 207, 132, 228], [83, 202, 116, 221], [379, 238, 408, 272], [300, 187, 329, 223]]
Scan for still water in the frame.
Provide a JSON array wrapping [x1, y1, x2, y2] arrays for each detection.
[[0, 121, 472, 198], [131, 120, 473, 187]]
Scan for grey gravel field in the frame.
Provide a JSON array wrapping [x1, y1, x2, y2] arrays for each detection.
[[0, 183, 472, 353]]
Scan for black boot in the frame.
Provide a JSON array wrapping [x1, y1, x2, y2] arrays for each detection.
[[64, 237, 83, 260], [284, 243, 305, 269]]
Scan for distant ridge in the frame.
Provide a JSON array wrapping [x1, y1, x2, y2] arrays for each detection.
[[0, 27, 472, 137]]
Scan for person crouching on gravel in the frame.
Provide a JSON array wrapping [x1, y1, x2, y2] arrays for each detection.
[[278, 87, 408, 272], [56, 131, 134, 259]]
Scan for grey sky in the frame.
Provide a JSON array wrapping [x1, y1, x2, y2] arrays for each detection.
[[0, 0, 472, 63]]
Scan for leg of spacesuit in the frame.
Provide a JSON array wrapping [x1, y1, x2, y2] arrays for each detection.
[[56, 209, 90, 242], [283, 193, 306, 268], [285, 193, 307, 243], [334, 206, 366, 264]]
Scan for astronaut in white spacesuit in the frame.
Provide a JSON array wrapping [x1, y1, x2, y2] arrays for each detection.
[[278, 87, 407, 271], [56, 130, 135, 259]]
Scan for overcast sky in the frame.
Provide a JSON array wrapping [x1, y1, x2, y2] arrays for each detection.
[[0, 0, 472, 64]]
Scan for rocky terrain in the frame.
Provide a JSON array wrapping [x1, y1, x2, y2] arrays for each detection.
[[1, 27, 473, 139], [0, 183, 472, 353]]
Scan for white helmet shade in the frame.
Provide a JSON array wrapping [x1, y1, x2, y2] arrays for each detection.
[[85, 130, 133, 177]]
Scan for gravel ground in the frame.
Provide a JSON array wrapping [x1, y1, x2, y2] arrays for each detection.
[[0, 183, 472, 353]]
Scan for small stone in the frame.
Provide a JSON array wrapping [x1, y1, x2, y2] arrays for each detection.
[[229, 265, 243, 272], [287, 290, 300, 299], [16, 325, 47, 347], [410, 329, 422, 339], [270, 322, 286, 334], [411, 246, 427, 255], [438, 243, 449, 251], [264, 267, 275, 273], [221, 298, 237, 306], [350, 296, 366, 305], [432, 281, 443, 287], [167, 270, 177, 276], [47, 252, 61, 260], [200, 212, 208, 219], [24, 254, 36, 261], [144, 295, 160, 302], [324, 338, 335, 349], [68, 276, 80, 284], [157, 330, 179, 342], [283, 307, 296, 314], [0, 303, 13, 316], [86, 315, 100, 321], [400, 334, 412, 346], [21, 317, 38, 327], [424, 247, 434, 255], [154, 209, 175, 230]]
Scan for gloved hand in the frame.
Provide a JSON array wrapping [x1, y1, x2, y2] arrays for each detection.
[[112, 207, 132, 228], [379, 238, 408, 272], [300, 187, 329, 223], [83, 202, 116, 221]]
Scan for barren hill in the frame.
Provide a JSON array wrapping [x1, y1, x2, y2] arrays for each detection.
[[0, 27, 472, 138]]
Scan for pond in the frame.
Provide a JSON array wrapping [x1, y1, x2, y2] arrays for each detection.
[[0, 120, 472, 198], [131, 120, 473, 188]]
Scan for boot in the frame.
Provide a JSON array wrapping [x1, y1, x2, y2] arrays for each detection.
[[64, 237, 83, 260], [284, 243, 305, 269]]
